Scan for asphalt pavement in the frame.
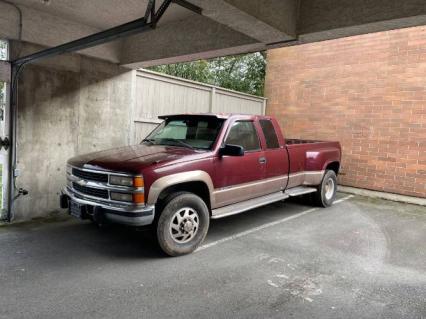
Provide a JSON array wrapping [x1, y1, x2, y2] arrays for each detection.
[[0, 193, 425, 319]]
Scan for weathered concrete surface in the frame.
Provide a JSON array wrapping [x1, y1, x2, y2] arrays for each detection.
[[298, 0, 426, 43], [121, 0, 297, 67], [0, 61, 10, 83], [0, 1, 122, 63], [0, 195, 425, 318], [224, 0, 297, 38], [2, 0, 426, 66], [120, 14, 261, 67], [12, 43, 135, 221]]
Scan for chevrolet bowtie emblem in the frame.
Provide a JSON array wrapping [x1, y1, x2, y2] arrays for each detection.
[[76, 179, 88, 186]]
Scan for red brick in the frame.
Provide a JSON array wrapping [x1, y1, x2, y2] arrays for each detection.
[[265, 26, 426, 198]]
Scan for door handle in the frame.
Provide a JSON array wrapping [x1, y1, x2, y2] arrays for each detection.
[[259, 156, 267, 164]]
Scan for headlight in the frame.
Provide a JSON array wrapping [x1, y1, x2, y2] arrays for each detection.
[[109, 175, 134, 187], [109, 175, 144, 187], [110, 192, 133, 202]]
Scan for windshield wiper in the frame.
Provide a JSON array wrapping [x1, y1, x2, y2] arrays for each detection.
[[142, 138, 195, 149], [141, 138, 154, 144], [161, 138, 195, 149]]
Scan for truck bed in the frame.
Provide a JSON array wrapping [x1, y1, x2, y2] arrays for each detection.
[[285, 139, 341, 175]]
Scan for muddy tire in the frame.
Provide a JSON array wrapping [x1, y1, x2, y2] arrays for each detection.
[[156, 192, 209, 256], [313, 170, 337, 207]]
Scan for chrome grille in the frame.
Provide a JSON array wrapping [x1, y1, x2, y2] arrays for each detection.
[[73, 183, 109, 199], [72, 168, 108, 183]]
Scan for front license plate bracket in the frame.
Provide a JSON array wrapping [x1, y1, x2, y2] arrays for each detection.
[[69, 200, 85, 219]]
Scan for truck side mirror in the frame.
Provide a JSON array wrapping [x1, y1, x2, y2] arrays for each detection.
[[219, 144, 245, 156]]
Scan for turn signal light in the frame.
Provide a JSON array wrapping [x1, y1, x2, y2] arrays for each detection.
[[133, 193, 145, 204], [133, 176, 144, 188]]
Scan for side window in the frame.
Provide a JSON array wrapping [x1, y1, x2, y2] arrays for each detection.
[[225, 121, 260, 152], [259, 120, 280, 149]]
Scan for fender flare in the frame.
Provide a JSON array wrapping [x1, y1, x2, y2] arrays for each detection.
[[322, 160, 341, 174], [147, 170, 215, 206]]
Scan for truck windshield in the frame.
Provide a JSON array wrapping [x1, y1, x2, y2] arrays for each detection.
[[142, 117, 224, 150]]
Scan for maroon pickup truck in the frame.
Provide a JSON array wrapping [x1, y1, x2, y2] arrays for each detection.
[[61, 114, 341, 256]]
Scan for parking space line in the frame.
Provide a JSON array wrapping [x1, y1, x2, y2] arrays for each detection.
[[196, 195, 354, 252]]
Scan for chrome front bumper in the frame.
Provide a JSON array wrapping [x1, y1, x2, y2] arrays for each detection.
[[62, 187, 155, 226]]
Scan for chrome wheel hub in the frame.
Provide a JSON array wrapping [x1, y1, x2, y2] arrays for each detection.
[[169, 207, 199, 244], [324, 178, 335, 200], [183, 221, 194, 232]]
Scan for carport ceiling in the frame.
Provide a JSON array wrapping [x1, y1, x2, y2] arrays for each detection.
[[10, 0, 195, 29], [1, 0, 426, 68]]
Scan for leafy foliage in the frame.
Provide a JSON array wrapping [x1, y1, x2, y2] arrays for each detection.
[[148, 52, 266, 97], [0, 40, 7, 61], [0, 40, 7, 110], [0, 82, 4, 106]]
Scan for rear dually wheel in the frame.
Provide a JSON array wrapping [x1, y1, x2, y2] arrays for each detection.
[[313, 170, 337, 207]]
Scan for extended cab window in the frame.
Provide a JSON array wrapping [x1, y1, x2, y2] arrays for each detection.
[[259, 119, 280, 149], [143, 117, 224, 150], [225, 121, 260, 152]]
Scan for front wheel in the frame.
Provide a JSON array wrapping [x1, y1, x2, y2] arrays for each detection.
[[313, 170, 337, 207], [156, 192, 210, 256]]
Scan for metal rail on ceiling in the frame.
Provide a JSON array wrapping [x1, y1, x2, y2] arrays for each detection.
[[5, 0, 202, 222]]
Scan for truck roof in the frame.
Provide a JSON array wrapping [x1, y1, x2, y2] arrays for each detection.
[[158, 113, 271, 120]]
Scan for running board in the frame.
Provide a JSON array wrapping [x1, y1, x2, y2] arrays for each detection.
[[211, 192, 289, 219], [211, 187, 318, 220], [285, 186, 317, 197]]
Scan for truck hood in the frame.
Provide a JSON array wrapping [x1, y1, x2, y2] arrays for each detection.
[[68, 144, 209, 174]]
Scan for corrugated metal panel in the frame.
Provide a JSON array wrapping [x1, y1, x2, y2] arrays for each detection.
[[213, 91, 263, 115], [134, 72, 211, 121], [131, 69, 266, 144]]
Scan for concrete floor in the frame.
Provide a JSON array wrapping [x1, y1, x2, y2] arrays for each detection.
[[0, 194, 425, 319]]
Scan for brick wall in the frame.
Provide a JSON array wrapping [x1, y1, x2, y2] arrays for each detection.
[[265, 26, 426, 198]]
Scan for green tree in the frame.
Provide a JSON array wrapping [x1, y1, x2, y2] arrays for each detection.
[[0, 40, 7, 61], [149, 52, 266, 97], [151, 59, 211, 83], [0, 40, 8, 110]]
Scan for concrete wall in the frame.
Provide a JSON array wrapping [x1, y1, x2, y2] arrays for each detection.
[[12, 43, 135, 221], [265, 26, 426, 198]]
